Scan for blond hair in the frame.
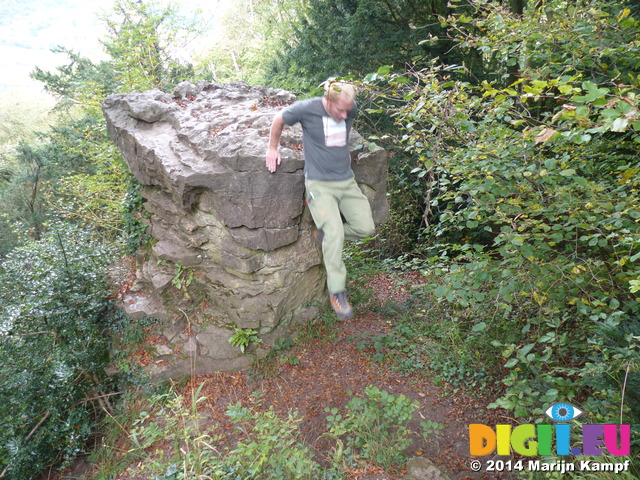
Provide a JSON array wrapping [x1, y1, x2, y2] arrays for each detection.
[[323, 78, 356, 102]]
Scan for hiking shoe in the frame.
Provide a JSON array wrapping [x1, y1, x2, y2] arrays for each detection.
[[330, 291, 353, 319], [313, 229, 324, 245]]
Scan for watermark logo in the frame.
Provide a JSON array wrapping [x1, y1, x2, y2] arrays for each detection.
[[469, 403, 631, 457], [545, 402, 583, 422]]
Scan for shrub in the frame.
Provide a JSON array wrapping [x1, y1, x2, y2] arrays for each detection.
[[325, 385, 418, 469], [221, 402, 320, 479], [356, 0, 640, 427], [0, 221, 120, 479]]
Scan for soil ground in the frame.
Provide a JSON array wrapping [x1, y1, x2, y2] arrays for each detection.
[[57, 272, 514, 480]]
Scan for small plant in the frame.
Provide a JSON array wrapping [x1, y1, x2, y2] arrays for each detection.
[[279, 353, 301, 365], [229, 327, 262, 353], [420, 420, 445, 438], [420, 420, 445, 451], [120, 384, 222, 478], [273, 334, 299, 362], [220, 402, 320, 479], [297, 308, 342, 344], [171, 262, 194, 297], [325, 385, 418, 469], [91, 387, 341, 480], [273, 334, 296, 352]]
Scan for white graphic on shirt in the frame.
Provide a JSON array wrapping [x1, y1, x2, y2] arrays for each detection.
[[323, 116, 347, 147]]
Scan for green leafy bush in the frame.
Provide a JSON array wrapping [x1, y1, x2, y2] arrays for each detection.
[[41, 117, 133, 241], [221, 402, 320, 479], [0, 222, 120, 479], [357, 0, 640, 428], [325, 385, 418, 469]]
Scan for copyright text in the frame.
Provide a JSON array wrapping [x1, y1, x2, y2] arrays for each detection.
[[470, 459, 631, 474]]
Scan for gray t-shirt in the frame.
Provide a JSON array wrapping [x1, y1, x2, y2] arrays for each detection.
[[282, 97, 357, 181]]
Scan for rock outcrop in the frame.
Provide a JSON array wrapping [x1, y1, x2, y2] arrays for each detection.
[[103, 81, 388, 377]]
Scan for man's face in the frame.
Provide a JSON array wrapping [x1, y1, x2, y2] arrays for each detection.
[[325, 97, 354, 122]]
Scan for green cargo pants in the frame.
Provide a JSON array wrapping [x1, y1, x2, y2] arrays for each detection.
[[305, 177, 375, 294]]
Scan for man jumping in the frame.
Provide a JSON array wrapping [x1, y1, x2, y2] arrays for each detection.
[[265, 80, 375, 319]]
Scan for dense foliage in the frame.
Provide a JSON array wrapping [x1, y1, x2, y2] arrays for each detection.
[[359, 0, 640, 427], [195, 0, 305, 86], [0, 1, 209, 476], [3, 0, 198, 256], [263, 0, 459, 91], [0, 223, 120, 479], [100, 0, 200, 92]]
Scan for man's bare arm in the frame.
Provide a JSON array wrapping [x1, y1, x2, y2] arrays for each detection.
[[266, 112, 285, 173]]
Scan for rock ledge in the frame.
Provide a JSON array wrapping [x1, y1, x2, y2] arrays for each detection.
[[103, 81, 388, 377]]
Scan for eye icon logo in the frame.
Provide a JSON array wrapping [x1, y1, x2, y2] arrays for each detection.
[[545, 403, 583, 422]]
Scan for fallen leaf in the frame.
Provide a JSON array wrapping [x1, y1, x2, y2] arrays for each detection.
[[535, 127, 557, 144]]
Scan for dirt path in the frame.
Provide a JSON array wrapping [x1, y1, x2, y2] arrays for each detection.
[[178, 274, 512, 480]]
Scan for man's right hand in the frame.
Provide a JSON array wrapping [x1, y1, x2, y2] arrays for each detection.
[[266, 112, 285, 173], [266, 148, 281, 173]]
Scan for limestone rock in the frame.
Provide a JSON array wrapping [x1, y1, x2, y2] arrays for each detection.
[[103, 81, 388, 376], [154, 344, 173, 356], [196, 325, 246, 360], [402, 457, 451, 480]]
